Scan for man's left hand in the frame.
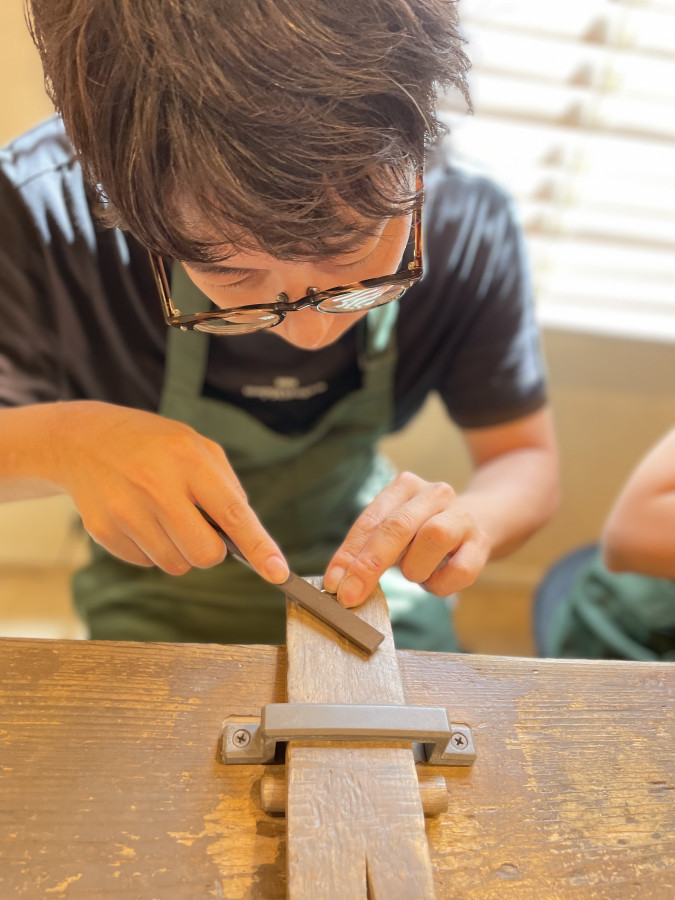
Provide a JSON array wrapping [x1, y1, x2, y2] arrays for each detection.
[[323, 471, 490, 607]]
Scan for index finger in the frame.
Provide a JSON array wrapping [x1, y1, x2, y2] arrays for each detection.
[[198, 509, 257, 570], [207, 495, 289, 583], [324, 473, 423, 595], [191, 457, 289, 583]]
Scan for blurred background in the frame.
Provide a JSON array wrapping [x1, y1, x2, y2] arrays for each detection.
[[1, 0, 673, 653]]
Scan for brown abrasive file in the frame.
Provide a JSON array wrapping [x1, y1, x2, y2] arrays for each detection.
[[200, 510, 385, 655]]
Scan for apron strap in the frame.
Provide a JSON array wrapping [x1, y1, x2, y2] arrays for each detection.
[[162, 263, 211, 403], [366, 302, 399, 356]]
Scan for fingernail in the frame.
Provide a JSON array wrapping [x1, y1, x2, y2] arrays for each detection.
[[338, 574, 364, 608], [324, 566, 345, 594], [265, 555, 289, 583]]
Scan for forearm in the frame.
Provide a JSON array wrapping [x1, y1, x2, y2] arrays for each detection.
[[459, 444, 560, 559], [0, 404, 66, 502], [602, 428, 675, 577], [603, 494, 675, 578]]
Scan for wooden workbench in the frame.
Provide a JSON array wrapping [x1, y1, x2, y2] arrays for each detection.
[[1, 638, 673, 898]]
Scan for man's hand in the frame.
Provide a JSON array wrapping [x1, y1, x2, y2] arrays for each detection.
[[323, 471, 490, 607], [7, 400, 289, 581], [323, 407, 559, 608]]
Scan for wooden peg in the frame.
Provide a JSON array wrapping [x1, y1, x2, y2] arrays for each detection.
[[260, 768, 448, 817]]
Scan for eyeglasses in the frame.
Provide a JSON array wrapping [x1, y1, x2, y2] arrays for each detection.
[[150, 170, 424, 335]]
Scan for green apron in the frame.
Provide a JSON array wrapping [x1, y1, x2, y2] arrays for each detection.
[[545, 550, 675, 661], [73, 264, 457, 650]]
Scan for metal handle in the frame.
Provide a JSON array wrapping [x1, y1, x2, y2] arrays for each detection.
[[222, 703, 475, 766]]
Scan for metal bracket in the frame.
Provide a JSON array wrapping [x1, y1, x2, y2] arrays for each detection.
[[222, 703, 475, 767]]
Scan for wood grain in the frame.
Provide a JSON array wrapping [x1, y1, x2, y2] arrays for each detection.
[[284, 583, 435, 899], [0, 639, 673, 898]]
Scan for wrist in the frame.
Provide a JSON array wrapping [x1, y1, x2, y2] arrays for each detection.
[[0, 402, 75, 491]]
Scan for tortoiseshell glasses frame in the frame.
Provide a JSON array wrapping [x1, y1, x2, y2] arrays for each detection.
[[149, 169, 424, 335]]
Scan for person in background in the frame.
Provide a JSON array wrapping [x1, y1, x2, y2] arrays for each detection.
[[541, 428, 675, 661], [0, 0, 559, 649]]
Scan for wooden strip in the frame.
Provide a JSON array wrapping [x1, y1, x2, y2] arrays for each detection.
[[285, 581, 436, 900], [260, 770, 448, 817]]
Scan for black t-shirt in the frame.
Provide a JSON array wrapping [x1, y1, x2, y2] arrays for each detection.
[[0, 117, 547, 435]]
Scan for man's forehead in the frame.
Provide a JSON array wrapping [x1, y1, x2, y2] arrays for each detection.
[[178, 212, 387, 271], [175, 188, 388, 253]]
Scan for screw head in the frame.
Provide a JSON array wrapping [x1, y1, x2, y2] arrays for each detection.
[[451, 732, 468, 750], [232, 728, 251, 748]]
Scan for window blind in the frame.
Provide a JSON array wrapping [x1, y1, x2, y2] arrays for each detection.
[[442, 0, 675, 341]]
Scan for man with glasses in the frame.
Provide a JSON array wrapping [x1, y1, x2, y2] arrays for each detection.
[[0, 0, 558, 650]]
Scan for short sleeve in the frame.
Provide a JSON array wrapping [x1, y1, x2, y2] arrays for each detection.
[[429, 170, 547, 429], [0, 167, 61, 407]]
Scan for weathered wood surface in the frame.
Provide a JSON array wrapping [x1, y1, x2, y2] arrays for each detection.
[[285, 586, 435, 899], [0, 638, 674, 898]]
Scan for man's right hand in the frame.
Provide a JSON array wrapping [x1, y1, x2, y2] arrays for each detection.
[[0, 400, 289, 581]]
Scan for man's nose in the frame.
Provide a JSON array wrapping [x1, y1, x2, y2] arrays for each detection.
[[279, 302, 334, 348], [266, 267, 333, 345], [271, 262, 321, 304]]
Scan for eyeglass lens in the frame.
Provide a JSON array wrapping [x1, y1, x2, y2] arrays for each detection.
[[316, 283, 407, 313]]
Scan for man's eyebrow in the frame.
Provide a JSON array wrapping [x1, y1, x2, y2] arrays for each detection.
[[184, 260, 258, 275]]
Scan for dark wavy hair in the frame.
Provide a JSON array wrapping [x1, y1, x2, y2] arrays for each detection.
[[28, 0, 470, 262]]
